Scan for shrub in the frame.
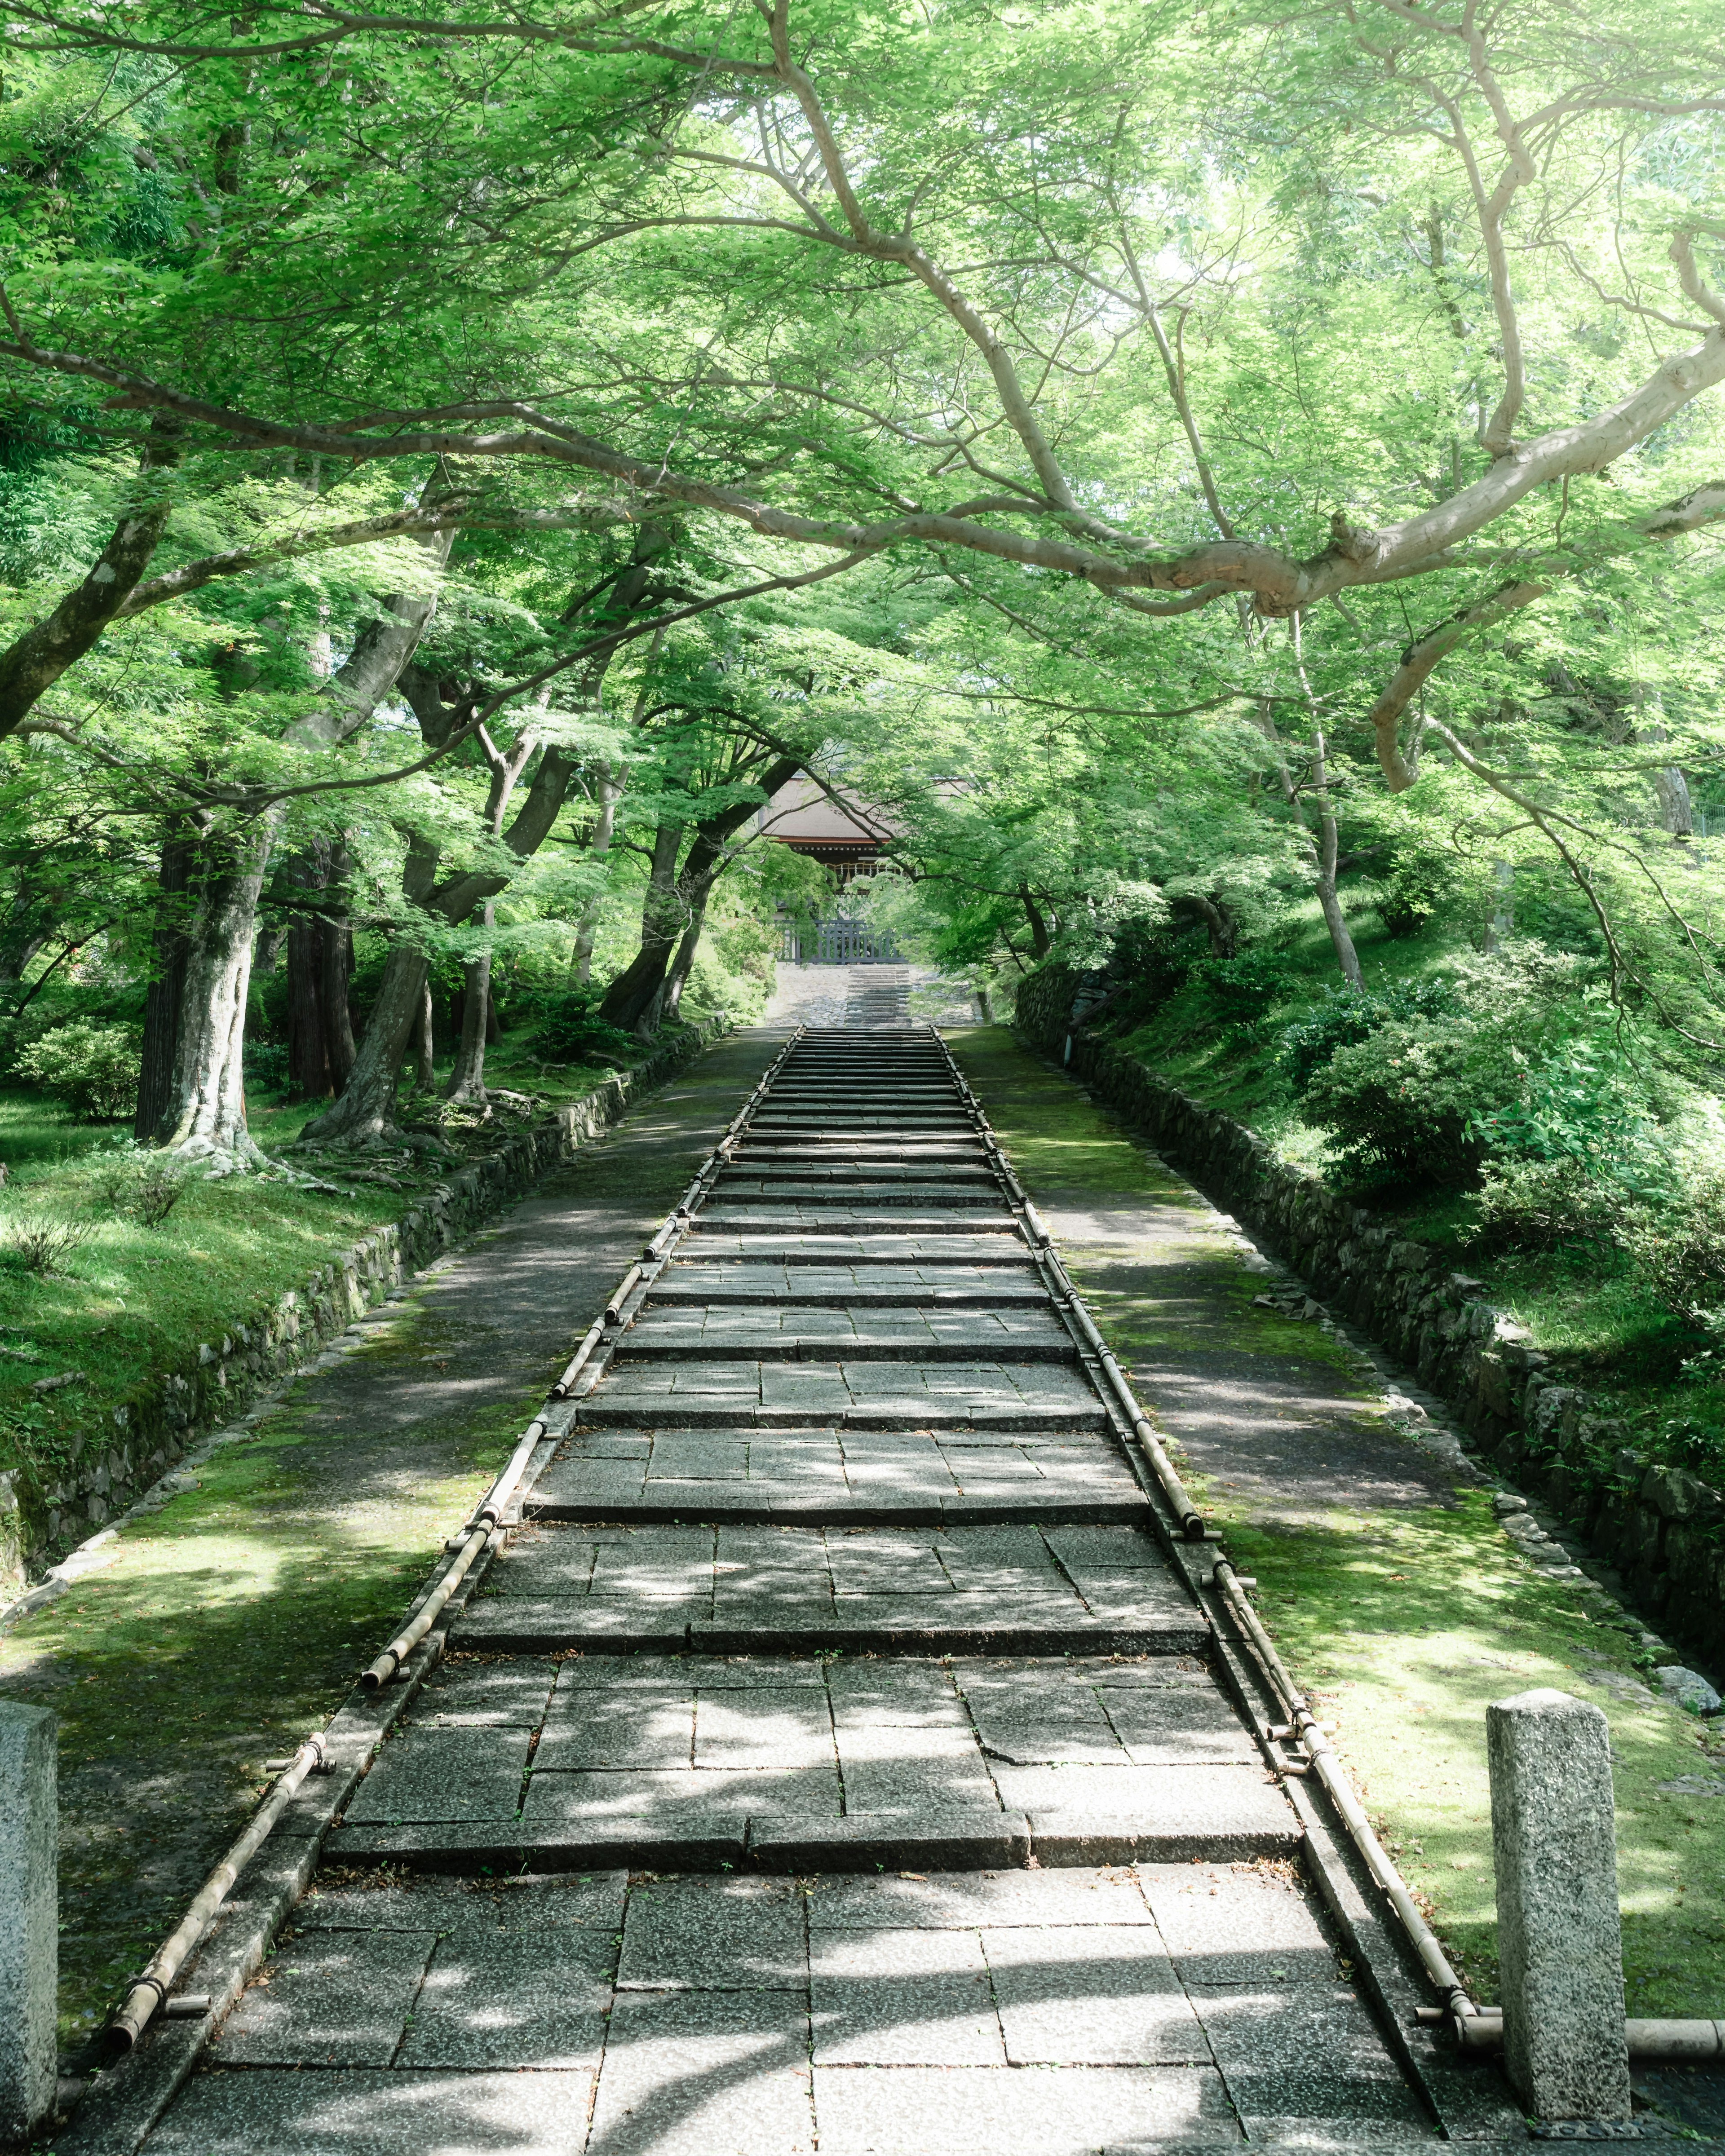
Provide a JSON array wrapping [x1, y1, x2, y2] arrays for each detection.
[[1376, 862, 1446, 940], [1622, 1179, 1725, 1332], [89, 1139, 191, 1228], [1197, 950, 1290, 1026], [15, 1021, 141, 1118], [1300, 1016, 1512, 1186], [529, 985, 641, 1067], [2, 1214, 91, 1273], [1468, 1037, 1666, 1189], [1469, 1157, 1625, 1255], [1278, 980, 1453, 1097]]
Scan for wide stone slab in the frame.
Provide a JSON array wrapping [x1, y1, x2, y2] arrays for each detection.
[[622, 1306, 1074, 1358], [578, 1358, 1107, 1430], [526, 1424, 1152, 1523], [647, 1263, 1048, 1305], [460, 1523, 1198, 1652]]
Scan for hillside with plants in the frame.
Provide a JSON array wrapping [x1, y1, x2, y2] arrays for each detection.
[[0, 0, 1723, 1546]]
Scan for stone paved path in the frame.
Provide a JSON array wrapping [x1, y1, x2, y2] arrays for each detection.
[[128, 1029, 1472, 2154]]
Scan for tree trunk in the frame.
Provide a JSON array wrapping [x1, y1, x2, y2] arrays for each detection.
[[157, 824, 277, 1165], [661, 896, 709, 1023], [322, 853, 358, 1086], [599, 816, 686, 1035], [1483, 860, 1515, 952], [444, 902, 494, 1103], [287, 912, 331, 1098], [135, 828, 195, 1142], [413, 983, 435, 1089], [571, 764, 627, 982], [1262, 667, 1362, 991], [1314, 790, 1364, 990], [1019, 885, 1053, 960], [301, 942, 431, 1143]]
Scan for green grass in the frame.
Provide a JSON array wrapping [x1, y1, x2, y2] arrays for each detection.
[[0, 1028, 668, 1545], [948, 1024, 1725, 2021], [0, 1320, 528, 2050]]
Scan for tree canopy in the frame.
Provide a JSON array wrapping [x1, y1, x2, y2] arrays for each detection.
[[0, 0, 1721, 1167]]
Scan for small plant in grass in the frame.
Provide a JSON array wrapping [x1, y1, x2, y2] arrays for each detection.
[[2, 1213, 92, 1273], [88, 1139, 192, 1228]]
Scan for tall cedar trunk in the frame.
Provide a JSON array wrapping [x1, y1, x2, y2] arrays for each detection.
[[287, 914, 330, 1097], [322, 850, 358, 1086], [159, 823, 276, 1161], [661, 897, 709, 1023], [135, 828, 195, 1142], [571, 764, 626, 982], [1019, 885, 1053, 960], [414, 984, 435, 1088], [286, 841, 333, 1099], [445, 901, 494, 1101]]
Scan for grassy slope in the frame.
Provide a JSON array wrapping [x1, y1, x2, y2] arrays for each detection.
[[0, 1311, 529, 2048], [1099, 901, 1719, 1448], [949, 1025, 1725, 2020], [0, 1032, 644, 1537]]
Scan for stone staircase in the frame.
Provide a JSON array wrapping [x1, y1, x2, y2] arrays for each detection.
[[137, 1028, 1515, 2154]]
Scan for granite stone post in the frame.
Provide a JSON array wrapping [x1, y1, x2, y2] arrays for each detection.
[[0, 1701, 57, 2139], [1486, 1688, 1631, 2121]]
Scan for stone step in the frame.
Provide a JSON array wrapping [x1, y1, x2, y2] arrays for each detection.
[[577, 1359, 1105, 1428], [733, 1142, 989, 1160], [526, 1423, 1150, 1521], [621, 1314, 1074, 1361], [647, 1267, 1047, 1304], [719, 1162, 994, 1181], [708, 1184, 1006, 1208], [328, 1651, 1302, 1875], [679, 1233, 1031, 1262], [695, 1209, 1022, 1233]]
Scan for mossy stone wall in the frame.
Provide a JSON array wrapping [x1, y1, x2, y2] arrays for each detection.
[[1015, 968, 1724, 1665], [3, 1017, 729, 1579]]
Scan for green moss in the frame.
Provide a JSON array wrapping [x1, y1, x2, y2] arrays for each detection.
[[0, 1289, 530, 2050], [945, 1023, 1725, 2021]]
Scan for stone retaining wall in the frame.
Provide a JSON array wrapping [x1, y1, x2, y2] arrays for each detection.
[[1013, 966, 1724, 1666], [4, 1017, 730, 1578]]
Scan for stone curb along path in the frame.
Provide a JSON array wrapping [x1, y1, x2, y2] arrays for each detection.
[[0, 1017, 730, 1628], [1013, 969, 1725, 1690], [62, 1025, 1526, 2156]]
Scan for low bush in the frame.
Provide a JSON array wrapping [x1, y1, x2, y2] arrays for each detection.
[[1621, 1180, 1725, 1335], [1299, 1015, 1510, 1187], [1468, 1036, 1666, 1189], [1278, 980, 1454, 1097], [1197, 949, 1290, 1026], [1468, 1156, 1626, 1255], [528, 985, 642, 1068], [15, 1021, 141, 1119]]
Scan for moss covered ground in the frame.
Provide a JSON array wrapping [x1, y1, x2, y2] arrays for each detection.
[[947, 1024, 1725, 2021], [0, 1031, 688, 1541], [0, 1292, 529, 2051]]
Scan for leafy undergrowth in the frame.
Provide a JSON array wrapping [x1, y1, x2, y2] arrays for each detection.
[[1085, 904, 1723, 1476], [947, 1024, 1725, 2022], [0, 1028, 705, 1544], [0, 1332, 527, 2051]]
